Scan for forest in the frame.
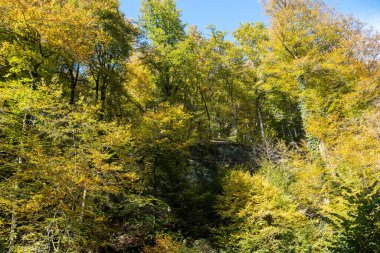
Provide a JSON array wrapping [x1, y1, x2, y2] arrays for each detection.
[[0, 0, 379, 252]]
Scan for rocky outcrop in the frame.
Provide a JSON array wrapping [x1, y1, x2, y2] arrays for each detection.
[[187, 141, 258, 184], [189, 140, 258, 168]]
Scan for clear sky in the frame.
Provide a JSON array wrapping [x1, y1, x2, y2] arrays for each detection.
[[120, 0, 380, 37]]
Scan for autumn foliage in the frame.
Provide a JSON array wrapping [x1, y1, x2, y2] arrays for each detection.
[[0, 0, 379, 252]]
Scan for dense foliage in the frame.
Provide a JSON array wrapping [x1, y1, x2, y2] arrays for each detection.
[[0, 0, 379, 252]]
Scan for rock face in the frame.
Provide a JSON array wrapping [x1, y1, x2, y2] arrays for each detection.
[[189, 140, 257, 169], [108, 141, 259, 252], [187, 141, 258, 185], [184, 140, 258, 209], [171, 140, 259, 239]]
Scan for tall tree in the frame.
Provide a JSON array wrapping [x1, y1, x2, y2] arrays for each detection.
[[89, 1, 137, 117], [139, 0, 186, 102]]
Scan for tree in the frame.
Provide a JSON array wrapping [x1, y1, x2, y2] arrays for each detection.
[[139, 0, 186, 102], [89, 2, 137, 117], [216, 170, 317, 252], [0, 0, 379, 251], [328, 181, 380, 252]]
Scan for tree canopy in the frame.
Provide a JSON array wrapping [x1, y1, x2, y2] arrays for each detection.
[[0, 0, 379, 252]]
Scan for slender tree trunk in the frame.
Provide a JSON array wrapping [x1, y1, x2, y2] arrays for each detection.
[[8, 184, 17, 253], [257, 98, 265, 140], [298, 75, 307, 129], [225, 77, 237, 138], [152, 155, 157, 232], [100, 81, 106, 105], [28, 70, 37, 91], [69, 64, 80, 105], [80, 189, 87, 220], [95, 75, 100, 104], [281, 121, 287, 140], [69, 81, 76, 105], [28, 62, 41, 90], [99, 79, 107, 119], [197, 84, 212, 137]]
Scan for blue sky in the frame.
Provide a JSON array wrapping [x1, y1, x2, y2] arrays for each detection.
[[120, 0, 380, 37]]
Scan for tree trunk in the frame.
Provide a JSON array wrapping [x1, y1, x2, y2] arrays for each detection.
[[8, 184, 17, 253], [69, 64, 80, 105], [257, 98, 265, 140], [100, 79, 107, 118], [197, 83, 212, 137], [152, 155, 157, 232], [95, 74, 100, 104], [80, 189, 87, 220]]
